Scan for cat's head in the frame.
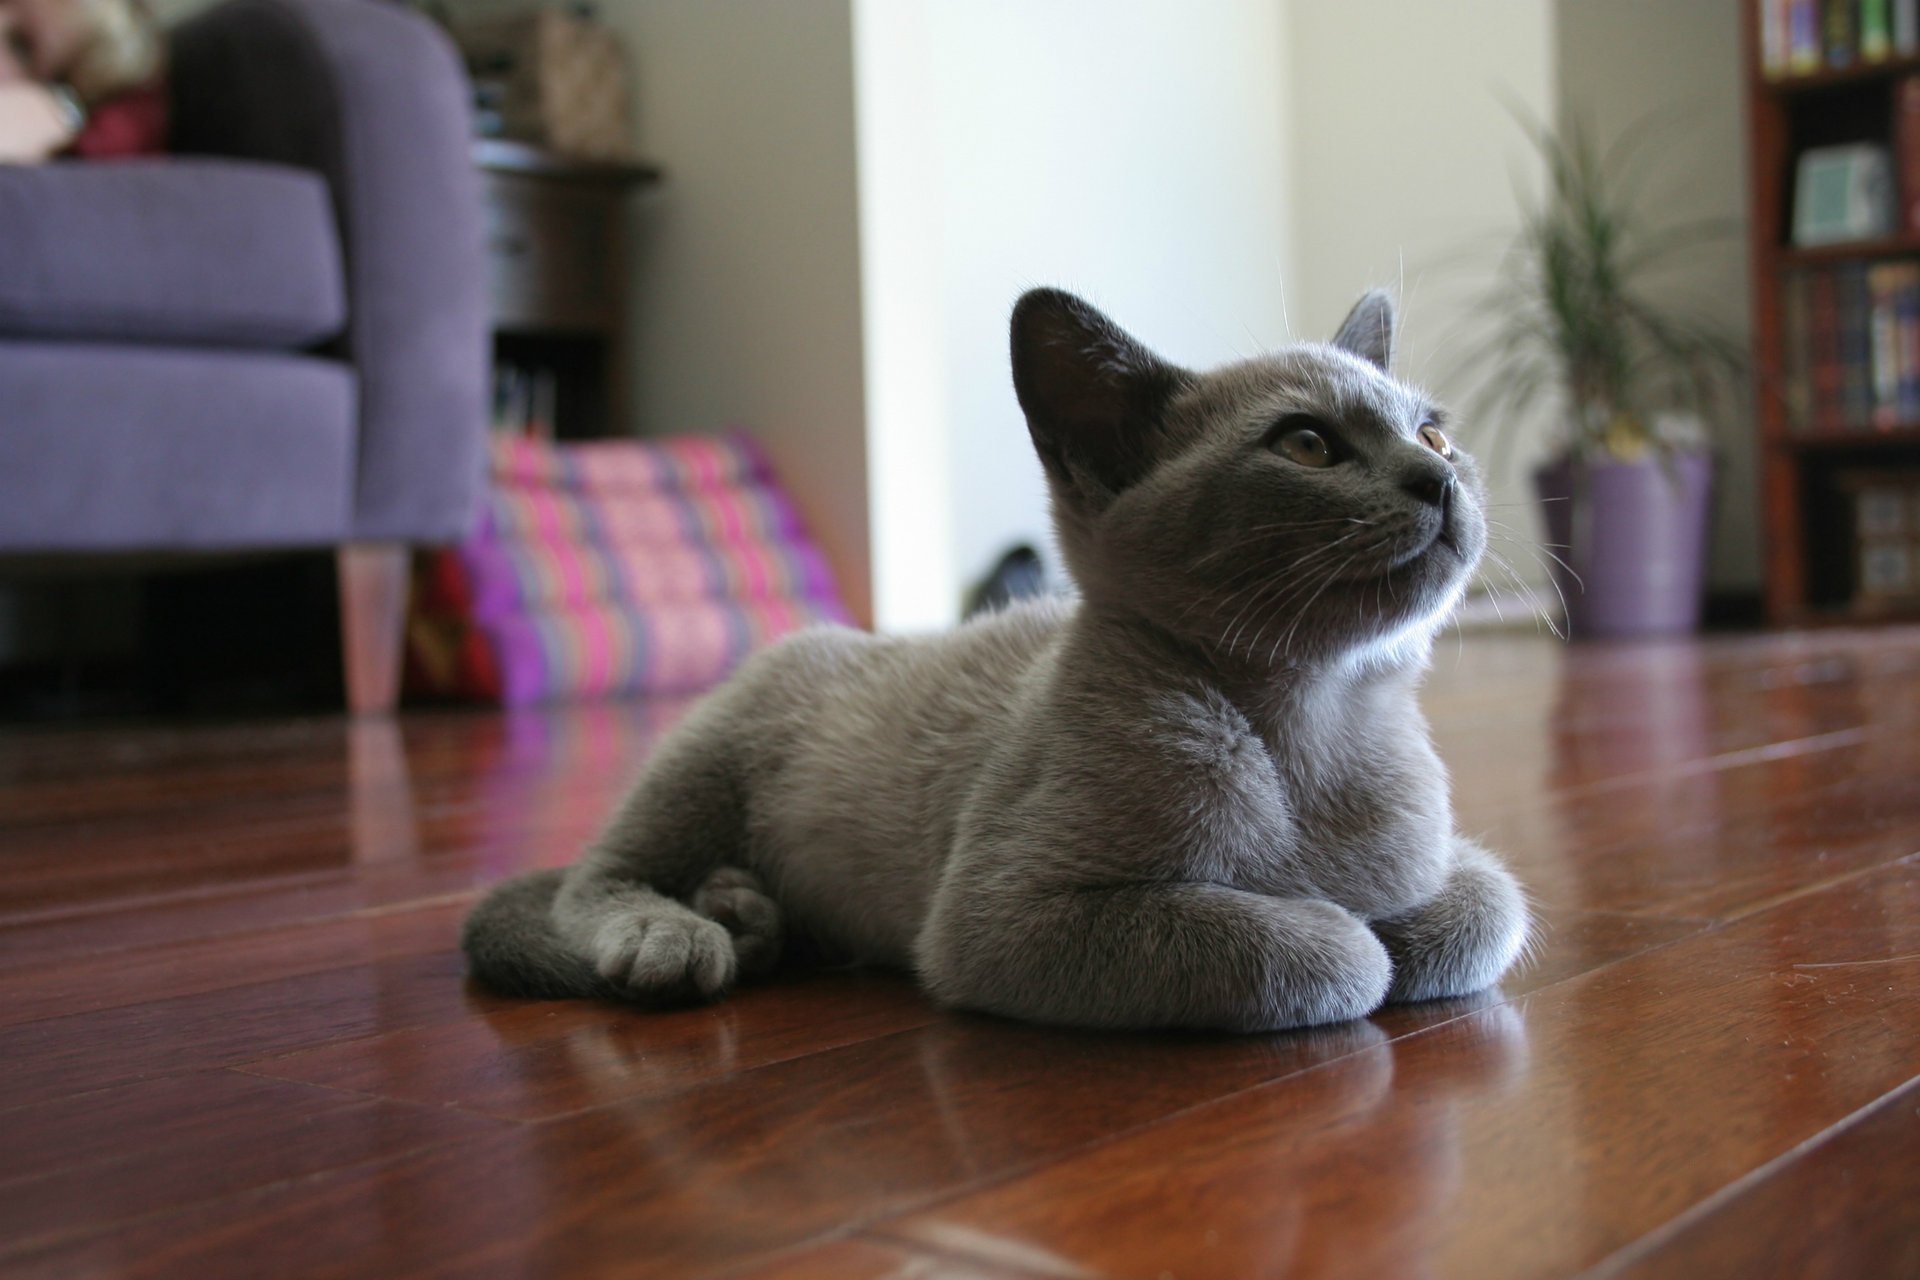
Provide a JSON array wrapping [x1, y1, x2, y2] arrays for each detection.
[[1010, 287, 1485, 672]]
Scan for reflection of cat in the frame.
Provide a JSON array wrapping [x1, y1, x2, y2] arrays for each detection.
[[465, 289, 1529, 1031]]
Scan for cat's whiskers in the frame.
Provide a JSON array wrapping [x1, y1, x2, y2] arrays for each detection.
[[1481, 516, 1583, 631], [1273, 551, 1362, 666], [1205, 531, 1364, 641], [1246, 543, 1376, 669], [1179, 526, 1376, 625], [1221, 516, 1437, 660], [1235, 560, 1343, 666], [1220, 543, 1354, 664], [1215, 530, 1369, 654], [1187, 517, 1371, 570], [1477, 539, 1567, 640], [1480, 512, 1573, 555]]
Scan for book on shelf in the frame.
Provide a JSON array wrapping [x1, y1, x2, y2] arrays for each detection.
[[1827, 0, 1859, 66], [1762, 0, 1919, 76], [1864, 0, 1893, 59], [1897, 76, 1920, 230], [1783, 258, 1920, 435], [1784, 72, 1920, 241]]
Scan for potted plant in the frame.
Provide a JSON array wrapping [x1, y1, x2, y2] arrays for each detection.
[[1474, 113, 1746, 638]]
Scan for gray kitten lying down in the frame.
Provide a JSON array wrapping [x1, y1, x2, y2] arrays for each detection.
[[463, 288, 1530, 1032]]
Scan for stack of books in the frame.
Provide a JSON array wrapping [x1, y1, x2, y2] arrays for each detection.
[[409, 432, 849, 705], [1781, 260, 1920, 434], [1760, 0, 1920, 76]]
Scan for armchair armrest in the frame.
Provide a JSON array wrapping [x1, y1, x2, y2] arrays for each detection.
[[169, 0, 488, 542]]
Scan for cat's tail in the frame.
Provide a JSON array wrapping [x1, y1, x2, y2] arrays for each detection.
[[461, 869, 611, 1000]]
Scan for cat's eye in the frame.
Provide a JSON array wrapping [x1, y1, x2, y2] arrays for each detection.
[[1274, 426, 1336, 469], [1418, 422, 1454, 459]]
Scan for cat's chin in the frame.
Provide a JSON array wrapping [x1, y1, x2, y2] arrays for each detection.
[[1351, 540, 1476, 629]]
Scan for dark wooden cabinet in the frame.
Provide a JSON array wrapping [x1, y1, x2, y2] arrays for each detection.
[[475, 139, 661, 439]]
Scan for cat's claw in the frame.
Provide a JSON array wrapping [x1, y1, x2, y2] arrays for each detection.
[[591, 912, 735, 1001]]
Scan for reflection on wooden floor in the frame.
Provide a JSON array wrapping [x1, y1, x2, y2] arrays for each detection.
[[1, 629, 1916, 1278]]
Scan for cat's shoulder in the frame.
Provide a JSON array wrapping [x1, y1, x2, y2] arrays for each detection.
[[955, 594, 1075, 652], [734, 621, 880, 694]]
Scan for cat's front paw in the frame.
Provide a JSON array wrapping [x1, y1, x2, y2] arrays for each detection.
[[1373, 838, 1529, 1003], [1268, 899, 1395, 1027], [591, 910, 736, 1002]]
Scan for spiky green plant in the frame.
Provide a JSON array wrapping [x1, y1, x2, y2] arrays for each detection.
[[1474, 111, 1747, 466]]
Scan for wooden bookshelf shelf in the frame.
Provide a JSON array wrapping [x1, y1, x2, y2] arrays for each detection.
[[1759, 52, 1920, 94], [1745, 2, 1920, 624], [1776, 424, 1920, 449], [1775, 232, 1920, 267]]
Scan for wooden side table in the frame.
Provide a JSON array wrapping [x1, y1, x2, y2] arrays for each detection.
[[474, 139, 662, 438]]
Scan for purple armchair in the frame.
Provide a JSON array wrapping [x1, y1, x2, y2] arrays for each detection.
[[0, 0, 488, 712]]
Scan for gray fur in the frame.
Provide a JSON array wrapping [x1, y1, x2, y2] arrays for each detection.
[[462, 288, 1530, 1032]]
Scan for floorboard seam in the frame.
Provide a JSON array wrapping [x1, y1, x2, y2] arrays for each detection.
[[1708, 849, 1920, 925], [0, 1115, 509, 1264], [1572, 1072, 1920, 1280], [850, 1228, 1064, 1279]]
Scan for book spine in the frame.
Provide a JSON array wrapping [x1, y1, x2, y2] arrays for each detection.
[[1823, 0, 1858, 66], [1811, 267, 1843, 433], [1898, 263, 1920, 425], [1839, 264, 1874, 432], [1783, 271, 1813, 435], [1762, 0, 1788, 73], [1869, 263, 1901, 428], [1864, 0, 1894, 58], [1898, 78, 1920, 232], [1897, 0, 1919, 52], [1791, 0, 1825, 69]]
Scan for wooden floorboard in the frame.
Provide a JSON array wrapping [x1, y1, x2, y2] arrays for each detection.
[[0, 1071, 511, 1256], [873, 861, 1920, 1279], [1, 628, 1915, 1278], [1593, 1076, 1920, 1280]]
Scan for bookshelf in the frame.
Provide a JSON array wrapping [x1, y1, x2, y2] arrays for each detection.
[[476, 140, 662, 440], [1746, 2, 1920, 624]]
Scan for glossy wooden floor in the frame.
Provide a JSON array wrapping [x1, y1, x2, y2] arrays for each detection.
[[2, 629, 1917, 1280]]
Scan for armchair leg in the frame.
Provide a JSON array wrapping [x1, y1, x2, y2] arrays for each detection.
[[337, 544, 409, 715]]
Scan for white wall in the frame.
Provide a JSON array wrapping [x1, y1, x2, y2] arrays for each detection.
[[1555, 0, 1757, 594], [271, 0, 1741, 628], [853, 0, 1298, 631], [1286, 0, 1560, 590], [603, 0, 874, 624]]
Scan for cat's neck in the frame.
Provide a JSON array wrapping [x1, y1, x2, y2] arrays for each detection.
[[1065, 601, 1424, 729]]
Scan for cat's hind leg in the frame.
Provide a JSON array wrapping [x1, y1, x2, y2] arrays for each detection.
[[1373, 836, 1530, 1003]]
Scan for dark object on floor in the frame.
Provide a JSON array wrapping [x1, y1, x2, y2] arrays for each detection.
[[964, 545, 1048, 618]]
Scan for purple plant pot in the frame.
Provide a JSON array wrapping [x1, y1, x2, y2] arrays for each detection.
[[1533, 451, 1713, 638]]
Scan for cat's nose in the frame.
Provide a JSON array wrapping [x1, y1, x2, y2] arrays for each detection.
[[1402, 467, 1455, 510]]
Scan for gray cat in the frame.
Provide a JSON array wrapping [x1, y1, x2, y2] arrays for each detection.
[[462, 288, 1530, 1032]]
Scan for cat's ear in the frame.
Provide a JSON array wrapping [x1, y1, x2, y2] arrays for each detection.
[[1010, 288, 1192, 504], [1330, 290, 1395, 371]]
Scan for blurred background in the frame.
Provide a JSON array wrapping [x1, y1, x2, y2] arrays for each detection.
[[0, 0, 1771, 714]]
